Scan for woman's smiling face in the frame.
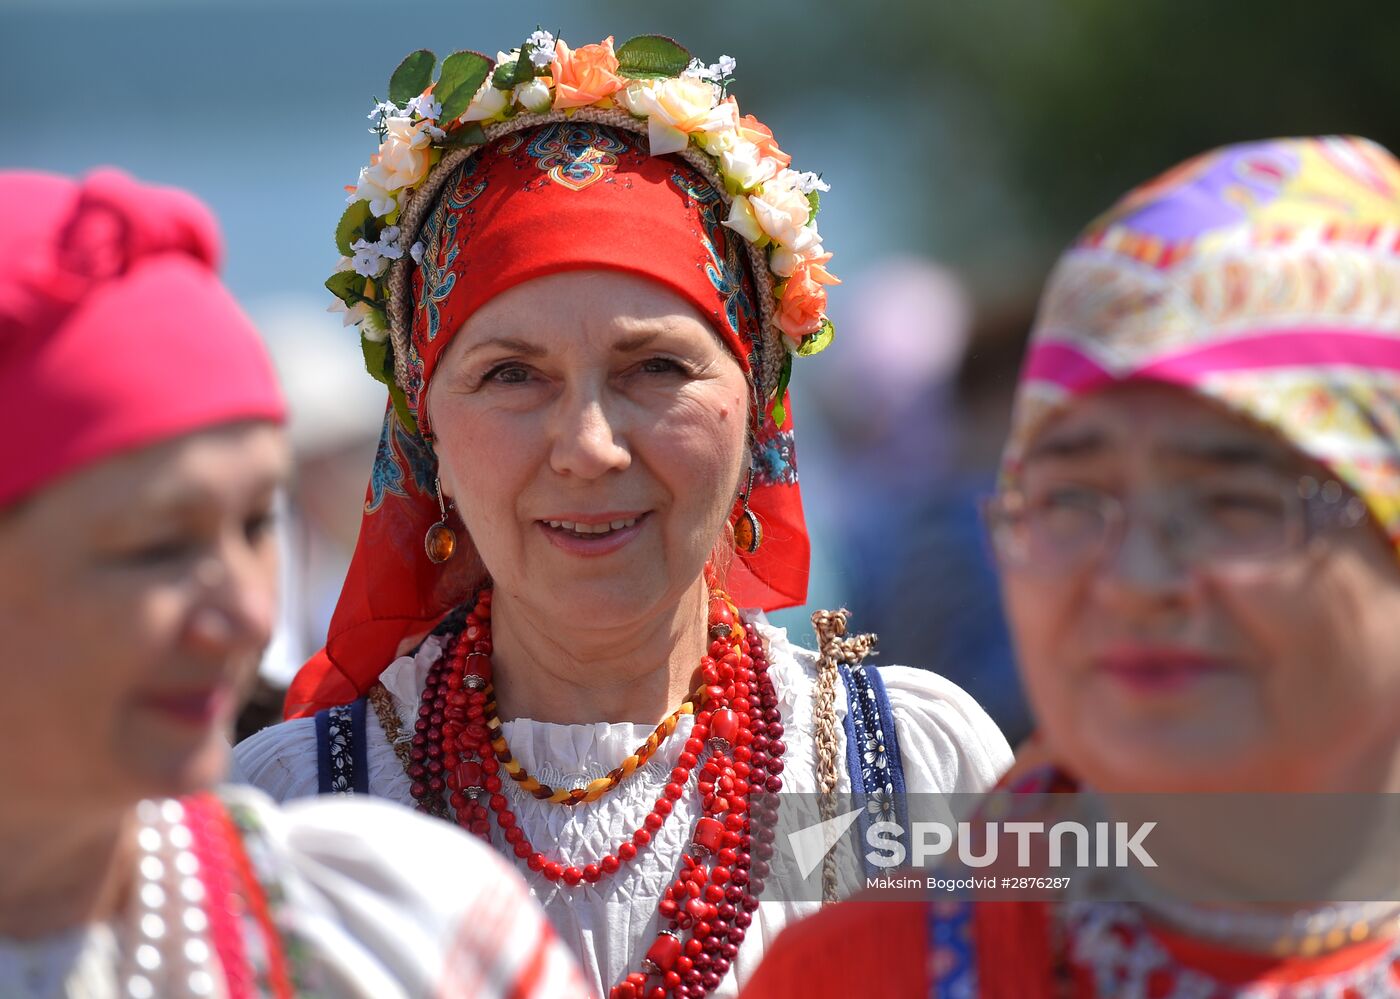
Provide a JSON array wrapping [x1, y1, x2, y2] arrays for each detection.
[[427, 269, 751, 631]]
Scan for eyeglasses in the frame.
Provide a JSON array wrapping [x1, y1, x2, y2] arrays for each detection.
[[983, 475, 1369, 575]]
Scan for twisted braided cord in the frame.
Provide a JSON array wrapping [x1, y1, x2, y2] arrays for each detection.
[[810, 608, 877, 904], [369, 682, 449, 819]]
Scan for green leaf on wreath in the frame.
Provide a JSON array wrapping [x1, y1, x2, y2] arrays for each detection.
[[389, 49, 437, 105], [516, 44, 552, 80], [325, 270, 367, 306], [361, 330, 391, 387], [797, 318, 835, 357], [492, 58, 519, 90], [497, 51, 538, 90], [770, 353, 794, 425], [616, 35, 692, 79], [361, 332, 418, 434], [806, 190, 821, 220], [335, 200, 375, 257], [436, 50, 494, 126]]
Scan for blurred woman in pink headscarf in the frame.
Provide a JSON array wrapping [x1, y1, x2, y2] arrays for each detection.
[[0, 168, 589, 998]]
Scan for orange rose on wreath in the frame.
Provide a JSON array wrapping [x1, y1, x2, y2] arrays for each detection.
[[776, 255, 839, 343], [737, 111, 792, 168], [551, 36, 624, 109]]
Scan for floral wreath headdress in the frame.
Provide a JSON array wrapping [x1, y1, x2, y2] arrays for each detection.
[[326, 32, 837, 434]]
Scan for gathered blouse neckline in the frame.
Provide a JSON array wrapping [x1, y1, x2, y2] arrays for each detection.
[[376, 611, 807, 789]]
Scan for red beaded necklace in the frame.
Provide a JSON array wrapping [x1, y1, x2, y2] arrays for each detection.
[[183, 794, 296, 999], [404, 586, 786, 999]]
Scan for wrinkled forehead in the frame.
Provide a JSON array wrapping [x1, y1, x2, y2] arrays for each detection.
[[1017, 382, 1309, 481], [432, 269, 736, 368]]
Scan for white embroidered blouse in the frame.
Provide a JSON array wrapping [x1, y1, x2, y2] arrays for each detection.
[[234, 614, 1013, 997]]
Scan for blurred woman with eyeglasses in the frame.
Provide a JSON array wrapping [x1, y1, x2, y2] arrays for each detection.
[[739, 136, 1400, 997]]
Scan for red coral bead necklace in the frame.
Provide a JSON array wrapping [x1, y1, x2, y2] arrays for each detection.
[[405, 587, 785, 999]]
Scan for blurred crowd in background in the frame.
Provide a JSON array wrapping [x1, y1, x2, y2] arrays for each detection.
[[8, 0, 1400, 746]]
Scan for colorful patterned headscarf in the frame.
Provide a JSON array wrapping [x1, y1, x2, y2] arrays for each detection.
[[1004, 136, 1400, 556], [286, 124, 809, 718]]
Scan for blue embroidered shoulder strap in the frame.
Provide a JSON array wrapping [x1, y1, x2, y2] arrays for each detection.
[[838, 661, 909, 877], [313, 610, 465, 798], [314, 696, 369, 795]]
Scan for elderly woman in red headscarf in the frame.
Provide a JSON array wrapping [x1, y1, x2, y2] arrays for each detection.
[[234, 32, 1012, 999], [739, 136, 1400, 997], [0, 168, 590, 998]]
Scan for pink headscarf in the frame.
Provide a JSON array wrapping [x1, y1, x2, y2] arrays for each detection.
[[0, 168, 285, 506]]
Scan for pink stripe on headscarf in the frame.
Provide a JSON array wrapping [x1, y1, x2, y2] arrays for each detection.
[[1024, 327, 1400, 394], [1138, 328, 1400, 379], [1020, 340, 1114, 393]]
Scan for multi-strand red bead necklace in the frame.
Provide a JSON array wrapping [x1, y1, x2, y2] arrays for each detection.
[[403, 586, 785, 999]]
